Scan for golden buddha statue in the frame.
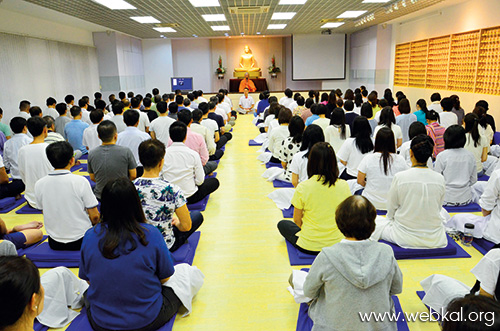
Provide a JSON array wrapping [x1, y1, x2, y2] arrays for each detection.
[[235, 45, 261, 72]]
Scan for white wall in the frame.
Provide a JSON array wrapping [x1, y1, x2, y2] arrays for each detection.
[[142, 39, 174, 95], [389, 0, 500, 119], [172, 39, 212, 93]]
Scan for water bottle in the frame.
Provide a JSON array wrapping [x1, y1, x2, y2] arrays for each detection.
[[461, 223, 474, 246]]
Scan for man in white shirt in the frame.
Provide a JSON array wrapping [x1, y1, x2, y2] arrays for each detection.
[[77, 99, 92, 125], [279, 88, 294, 109], [4, 118, 31, 185], [64, 95, 75, 117], [18, 117, 53, 209], [428, 92, 443, 113], [116, 109, 151, 177], [216, 94, 235, 126], [35, 141, 99, 250], [212, 96, 228, 123], [130, 97, 150, 133], [162, 122, 219, 204], [191, 109, 222, 161], [200, 102, 230, 151], [239, 88, 255, 114], [16, 100, 31, 119], [197, 90, 208, 104], [45, 97, 59, 120], [82, 109, 104, 151], [150, 101, 175, 147], [439, 97, 458, 129], [110, 102, 127, 133]]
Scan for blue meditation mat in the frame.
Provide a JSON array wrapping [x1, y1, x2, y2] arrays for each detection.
[[494, 132, 500, 145], [282, 206, 294, 218], [478, 174, 490, 182], [266, 162, 282, 169], [285, 240, 318, 266], [66, 306, 176, 331], [84, 176, 96, 189], [296, 285, 409, 331], [471, 237, 496, 255], [70, 163, 88, 172], [15, 203, 43, 214], [186, 195, 209, 212], [249, 139, 263, 146], [273, 179, 294, 188], [205, 172, 217, 179], [377, 210, 387, 215], [443, 203, 482, 213], [18, 235, 48, 256], [34, 320, 49, 331], [0, 196, 26, 213], [80, 153, 89, 160], [171, 231, 200, 266], [416, 291, 441, 321], [24, 241, 80, 268], [379, 235, 471, 260]]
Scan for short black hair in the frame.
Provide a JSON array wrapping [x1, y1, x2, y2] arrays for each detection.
[[156, 101, 168, 114], [127, 91, 134, 99], [411, 134, 434, 164], [130, 97, 140, 109], [10, 117, 26, 134], [169, 121, 187, 142], [442, 295, 500, 331], [152, 88, 159, 96], [408, 121, 426, 140], [475, 100, 489, 111], [95, 99, 106, 110], [192, 109, 203, 122], [336, 195, 376, 240], [55, 103, 67, 115], [43, 115, 55, 129], [305, 98, 314, 109], [143, 97, 152, 108], [70, 106, 82, 118], [198, 102, 209, 115], [430, 92, 441, 102], [183, 98, 191, 107], [284, 88, 293, 98], [46, 141, 73, 168], [118, 91, 126, 100], [94, 92, 102, 100], [169, 103, 178, 114], [64, 95, 74, 104], [46, 97, 56, 107], [177, 109, 192, 126], [78, 99, 87, 108], [278, 108, 292, 124], [123, 109, 140, 126], [29, 106, 42, 117], [19, 100, 31, 112], [344, 100, 354, 112], [90, 109, 104, 124], [97, 120, 117, 143], [444, 125, 466, 149], [26, 116, 46, 137], [175, 95, 184, 105], [139, 139, 165, 170], [112, 102, 124, 115], [441, 97, 453, 112], [208, 101, 216, 110]]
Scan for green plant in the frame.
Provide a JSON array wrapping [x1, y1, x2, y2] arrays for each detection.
[[268, 55, 281, 74], [216, 55, 226, 74]]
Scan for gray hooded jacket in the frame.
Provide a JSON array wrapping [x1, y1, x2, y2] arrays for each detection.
[[303, 240, 403, 331]]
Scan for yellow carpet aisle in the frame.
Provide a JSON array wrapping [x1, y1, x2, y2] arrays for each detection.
[[2, 111, 487, 330]]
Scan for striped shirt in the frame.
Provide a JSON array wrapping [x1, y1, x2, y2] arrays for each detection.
[[426, 122, 446, 159]]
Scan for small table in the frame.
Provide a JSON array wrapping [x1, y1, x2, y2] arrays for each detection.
[[229, 78, 269, 93]]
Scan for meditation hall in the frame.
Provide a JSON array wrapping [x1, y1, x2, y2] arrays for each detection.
[[2, 0, 500, 330]]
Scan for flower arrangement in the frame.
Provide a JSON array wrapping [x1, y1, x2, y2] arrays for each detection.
[[268, 55, 281, 74], [216, 56, 226, 74]]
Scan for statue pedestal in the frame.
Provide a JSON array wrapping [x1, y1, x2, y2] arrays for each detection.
[[233, 71, 261, 79]]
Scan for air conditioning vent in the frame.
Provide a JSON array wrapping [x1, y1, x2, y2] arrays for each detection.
[[319, 19, 344, 23], [155, 23, 180, 28], [229, 6, 270, 15]]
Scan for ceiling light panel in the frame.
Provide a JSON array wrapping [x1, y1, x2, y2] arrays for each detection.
[[92, 0, 136, 10], [271, 12, 296, 20], [153, 27, 176, 33], [278, 0, 307, 4], [189, 0, 220, 7], [211, 25, 230, 31], [362, 0, 390, 2], [337, 10, 367, 18], [268, 24, 287, 30], [130, 16, 160, 23], [321, 22, 345, 28], [202, 14, 226, 22]]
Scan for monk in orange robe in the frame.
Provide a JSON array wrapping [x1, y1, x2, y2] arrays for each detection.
[[239, 72, 256, 93]]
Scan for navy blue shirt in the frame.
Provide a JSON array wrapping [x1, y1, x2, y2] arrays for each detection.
[[207, 112, 224, 129], [79, 223, 175, 330], [256, 99, 269, 117]]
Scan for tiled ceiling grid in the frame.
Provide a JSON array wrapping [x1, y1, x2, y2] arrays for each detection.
[[22, 0, 446, 39]]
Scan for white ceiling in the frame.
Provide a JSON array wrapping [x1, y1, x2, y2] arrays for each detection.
[[16, 0, 450, 39]]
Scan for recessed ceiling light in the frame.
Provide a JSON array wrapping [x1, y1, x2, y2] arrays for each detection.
[[130, 16, 160, 24], [268, 24, 287, 30], [256, 32, 261, 35], [278, 0, 307, 4], [92, 0, 136, 10], [153, 27, 177, 33], [321, 22, 345, 28], [201, 14, 226, 22], [362, 0, 390, 2], [224, 33, 229, 37], [271, 12, 296, 20], [192, 34, 198, 37], [189, 0, 220, 7], [337, 10, 367, 18], [211, 25, 230, 31]]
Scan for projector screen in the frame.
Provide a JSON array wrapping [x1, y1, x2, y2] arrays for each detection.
[[292, 34, 346, 80]]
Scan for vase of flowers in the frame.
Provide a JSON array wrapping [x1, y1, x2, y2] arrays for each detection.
[[216, 55, 226, 79], [268, 55, 281, 78]]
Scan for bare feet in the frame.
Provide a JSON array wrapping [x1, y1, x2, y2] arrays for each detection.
[[13, 221, 43, 232], [14, 194, 22, 200]]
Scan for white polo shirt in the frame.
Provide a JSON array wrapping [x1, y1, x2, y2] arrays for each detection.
[[201, 118, 219, 135], [116, 127, 151, 166], [45, 107, 59, 120], [18, 143, 53, 208], [239, 95, 254, 109], [82, 124, 101, 151], [35, 170, 98, 243], [161, 142, 204, 198], [150, 116, 176, 147], [135, 110, 151, 132]]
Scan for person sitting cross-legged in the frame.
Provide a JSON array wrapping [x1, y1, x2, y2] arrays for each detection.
[[35, 141, 99, 250], [134, 139, 204, 252], [0, 217, 43, 250], [162, 121, 219, 205]]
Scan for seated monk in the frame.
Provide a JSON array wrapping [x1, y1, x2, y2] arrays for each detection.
[[235, 45, 260, 72], [239, 73, 257, 93]]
